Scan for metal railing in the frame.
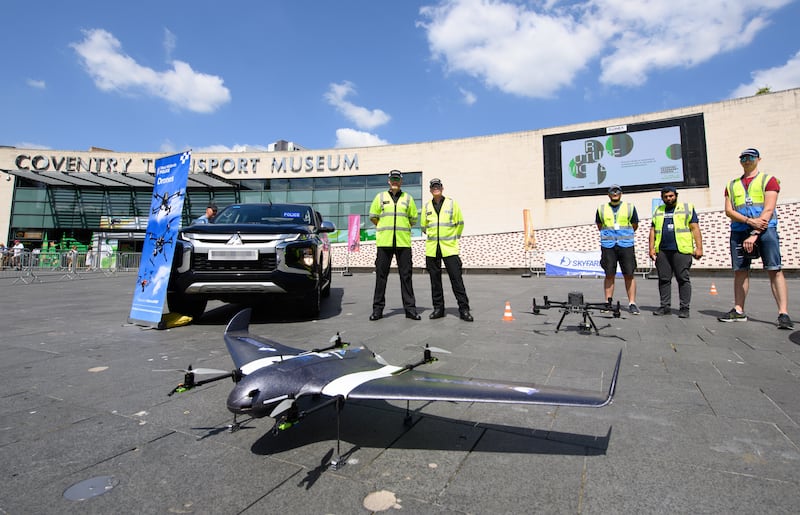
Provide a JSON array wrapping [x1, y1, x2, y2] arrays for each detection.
[[0, 250, 141, 284]]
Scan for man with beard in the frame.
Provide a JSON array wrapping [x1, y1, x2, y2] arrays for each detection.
[[648, 186, 703, 318]]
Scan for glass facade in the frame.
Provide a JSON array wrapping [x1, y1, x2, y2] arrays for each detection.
[[8, 172, 423, 246]]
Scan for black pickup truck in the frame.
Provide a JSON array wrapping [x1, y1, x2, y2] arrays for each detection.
[[167, 203, 335, 318]]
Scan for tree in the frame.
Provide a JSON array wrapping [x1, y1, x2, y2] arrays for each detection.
[[755, 86, 771, 95]]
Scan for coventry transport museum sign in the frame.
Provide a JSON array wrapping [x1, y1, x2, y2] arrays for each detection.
[[12, 152, 359, 176]]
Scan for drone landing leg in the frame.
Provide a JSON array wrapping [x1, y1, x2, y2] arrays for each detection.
[[330, 396, 344, 471], [555, 310, 568, 333], [404, 400, 413, 426]]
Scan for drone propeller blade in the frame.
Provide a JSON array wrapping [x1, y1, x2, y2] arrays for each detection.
[[374, 353, 389, 366], [269, 398, 295, 418], [154, 367, 228, 375], [426, 346, 451, 354]]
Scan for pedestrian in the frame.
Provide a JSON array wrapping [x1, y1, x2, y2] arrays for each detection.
[[648, 186, 703, 318], [421, 178, 473, 321], [718, 148, 793, 329], [368, 170, 420, 320], [596, 184, 640, 314], [194, 203, 218, 224]]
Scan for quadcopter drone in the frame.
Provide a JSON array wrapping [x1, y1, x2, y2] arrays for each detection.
[[532, 291, 621, 335], [166, 308, 621, 470], [152, 191, 183, 215]]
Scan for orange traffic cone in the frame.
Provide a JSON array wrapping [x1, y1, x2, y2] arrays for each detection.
[[709, 283, 718, 295], [502, 301, 515, 321]]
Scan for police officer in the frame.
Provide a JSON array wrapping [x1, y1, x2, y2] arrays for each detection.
[[421, 178, 472, 321], [368, 170, 420, 320], [648, 186, 703, 318]]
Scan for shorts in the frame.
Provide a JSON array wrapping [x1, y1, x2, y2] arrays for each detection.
[[730, 227, 782, 271], [600, 245, 637, 276]]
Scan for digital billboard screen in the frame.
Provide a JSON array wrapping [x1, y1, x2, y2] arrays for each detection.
[[543, 114, 708, 199]]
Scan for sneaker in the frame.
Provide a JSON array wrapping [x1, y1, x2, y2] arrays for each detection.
[[653, 306, 671, 316], [628, 303, 640, 315], [718, 309, 747, 322], [678, 308, 690, 319], [777, 313, 794, 330]]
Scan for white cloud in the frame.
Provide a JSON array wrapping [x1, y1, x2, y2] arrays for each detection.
[[15, 142, 50, 150], [26, 79, 46, 89], [163, 28, 176, 62], [459, 87, 477, 105], [195, 144, 269, 152], [71, 28, 231, 113], [334, 128, 389, 148], [730, 49, 800, 98], [324, 81, 391, 130], [419, 0, 793, 95]]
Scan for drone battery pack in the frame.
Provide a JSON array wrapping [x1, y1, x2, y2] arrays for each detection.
[[568, 292, 584, 307]]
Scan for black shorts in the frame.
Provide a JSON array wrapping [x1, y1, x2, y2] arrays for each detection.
[[600, 246, 637, 276]]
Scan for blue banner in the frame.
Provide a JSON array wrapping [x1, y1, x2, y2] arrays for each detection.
[[128, 151, 191, 326]]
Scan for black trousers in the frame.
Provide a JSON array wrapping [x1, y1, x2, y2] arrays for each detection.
[[372, 246, 416, 313], [426, 254, 469, 312], [655, 250, 693, 309]]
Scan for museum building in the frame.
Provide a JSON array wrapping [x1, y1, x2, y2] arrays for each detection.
[[1, 88, 799, 270]]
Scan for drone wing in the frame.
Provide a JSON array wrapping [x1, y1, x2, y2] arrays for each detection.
[[324, 350, 621, 408], [223, 309, 306, 371]]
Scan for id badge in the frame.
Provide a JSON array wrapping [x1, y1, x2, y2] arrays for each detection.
[[613, 222, 620, 230], [745, 196, 753, 207], [667, 223, 674, 231]]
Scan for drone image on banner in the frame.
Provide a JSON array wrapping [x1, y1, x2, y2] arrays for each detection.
[[532, 292, 621, 335], [164, 308, 621, 470]]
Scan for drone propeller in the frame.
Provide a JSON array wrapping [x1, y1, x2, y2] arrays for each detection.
[[154, 367, 229, 375], [425, 345, 451, 354], [269, 398, 295, 418]]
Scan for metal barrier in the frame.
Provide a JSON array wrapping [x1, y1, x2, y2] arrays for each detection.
[[0, 250, 142, 284]]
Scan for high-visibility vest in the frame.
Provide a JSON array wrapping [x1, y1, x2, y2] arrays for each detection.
[[726, 172, 778, 231], [652, 202, 696, 254], [369, 191, 417, 247], [421, 197, 463, 257], [597, 202, 635, 248]]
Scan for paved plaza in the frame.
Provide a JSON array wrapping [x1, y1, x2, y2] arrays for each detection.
[[1, 270, 799, 513]]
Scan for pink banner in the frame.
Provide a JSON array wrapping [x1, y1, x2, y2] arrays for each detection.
[[347, 214, 361, 252]]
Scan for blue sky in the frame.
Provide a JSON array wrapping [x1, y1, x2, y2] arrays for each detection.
[[2, 0, 799, 153]]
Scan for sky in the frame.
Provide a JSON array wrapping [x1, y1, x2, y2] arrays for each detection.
[[2, 0, 799, 154]]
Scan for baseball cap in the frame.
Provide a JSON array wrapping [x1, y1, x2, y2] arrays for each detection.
[[388, 170, 403, 180], [739, 148, 760, 159], [207, 202, 218, 211], [608, 184, 622, 193], [429, 178, 443, 188]]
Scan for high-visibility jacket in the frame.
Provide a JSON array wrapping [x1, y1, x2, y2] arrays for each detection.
[[421, 197, 463, 257], [369, 191, 417, 248], [726, 172, 778, 231], [652, 202, 696, 254], [597, 202, 635, 248]]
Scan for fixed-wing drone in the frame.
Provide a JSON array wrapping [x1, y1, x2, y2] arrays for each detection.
[[532, 292, 621, 335], [168, 309, 621, 469]]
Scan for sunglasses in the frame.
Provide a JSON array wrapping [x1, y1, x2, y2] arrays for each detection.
[[609, 189, 621, 194], [740, 156, 757, 163], [389, 177, 402, 182]]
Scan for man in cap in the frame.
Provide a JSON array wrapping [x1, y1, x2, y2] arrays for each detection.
[[718, 148, 792, 329], [194, 203, 218, 224], [421, 178, 472, 321], [648, 186, 703, 317], [368, 170, 420, 320], [596, 184, 640, 314]]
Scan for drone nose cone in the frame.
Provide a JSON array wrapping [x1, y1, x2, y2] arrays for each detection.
[[226, 388, 256, 415]]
